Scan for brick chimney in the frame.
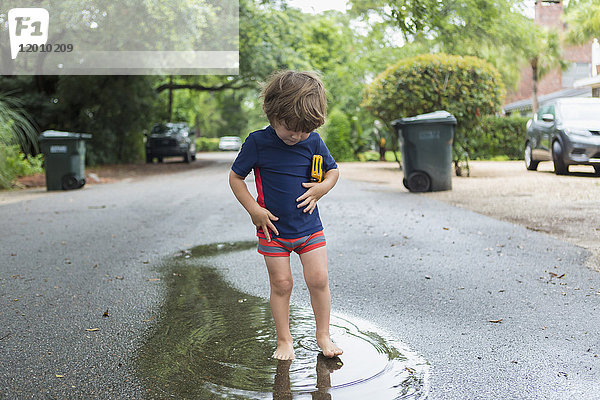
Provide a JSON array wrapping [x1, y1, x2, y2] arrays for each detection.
[[534, 0, 563, 29], [504, 0, 592, 110]]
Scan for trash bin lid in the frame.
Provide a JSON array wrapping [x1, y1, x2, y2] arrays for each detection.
[[39, 130, 92, 140], [391, 111, 457, 127]]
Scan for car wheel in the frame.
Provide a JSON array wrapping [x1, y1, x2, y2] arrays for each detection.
[[594, 165, 600, 175], [524, 142, 539, 171], [191, 153, 196, 161], [146, 154, 153, 163], [407, 171, 431, 192], [552, 140, 568, 175]]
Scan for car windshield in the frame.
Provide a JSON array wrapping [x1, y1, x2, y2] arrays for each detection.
[[151, 124, 188, 136], [560, 103, 600, 122]]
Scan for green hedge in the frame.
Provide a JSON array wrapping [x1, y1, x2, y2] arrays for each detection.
[[363, 53, 505, 162], [469, 115, 528, 160], [0, 143, 44, 189], [324, 109, 354, 161], [196, 137, 220, 152]]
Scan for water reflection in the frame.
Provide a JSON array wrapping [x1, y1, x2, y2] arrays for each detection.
[[273, 355, 343, 400], [136, 242, 429, 399]]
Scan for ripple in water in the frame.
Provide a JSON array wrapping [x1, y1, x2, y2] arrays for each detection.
[[137, 242, 429, 399]]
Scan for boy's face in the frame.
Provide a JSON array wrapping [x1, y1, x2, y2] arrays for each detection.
[[272, 121, 310, 146]]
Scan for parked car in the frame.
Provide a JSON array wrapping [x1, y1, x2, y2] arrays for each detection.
[[146, 123, 196, 163], [218, 136, 242, 151], [525, 98, 600, 175]]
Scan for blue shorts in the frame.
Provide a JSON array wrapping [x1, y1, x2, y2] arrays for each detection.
[[257, 230, 326, 257]]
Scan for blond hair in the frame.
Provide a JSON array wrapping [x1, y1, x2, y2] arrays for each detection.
[[260, 70, 327, 133]]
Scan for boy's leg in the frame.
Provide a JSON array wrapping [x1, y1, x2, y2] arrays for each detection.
[[299, 246, 343, 358], [264, 255, 295, 360]]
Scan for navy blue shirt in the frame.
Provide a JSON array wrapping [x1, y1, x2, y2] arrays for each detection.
[[231, 125, 337, 238]]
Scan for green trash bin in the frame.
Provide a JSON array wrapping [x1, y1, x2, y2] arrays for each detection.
[[391, 111, 456, 192], [38, 130, 92, 191]]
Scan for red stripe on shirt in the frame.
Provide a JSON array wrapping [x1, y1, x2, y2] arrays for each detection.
[[254, 166, 265, 208]]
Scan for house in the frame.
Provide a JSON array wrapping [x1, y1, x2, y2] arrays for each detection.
[[503, 0, 594, 116]]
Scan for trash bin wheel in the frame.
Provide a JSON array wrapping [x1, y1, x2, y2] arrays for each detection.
[[407, 171, 431, 192], [402, 178, 409, 190], [62, 174, 83, 190]]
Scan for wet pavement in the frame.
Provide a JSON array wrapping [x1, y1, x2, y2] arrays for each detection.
[[137, 242, 429, 399], [2, 152, 600, 399]]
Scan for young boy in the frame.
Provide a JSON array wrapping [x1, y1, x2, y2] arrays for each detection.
[[229, 70, 343, 361]]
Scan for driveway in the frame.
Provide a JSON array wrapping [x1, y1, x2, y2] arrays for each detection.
[[339, 160, 600, 272]]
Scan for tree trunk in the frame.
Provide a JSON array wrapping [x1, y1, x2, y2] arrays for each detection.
[[168, 75, 173, 122], [531, 58, 539, 115]]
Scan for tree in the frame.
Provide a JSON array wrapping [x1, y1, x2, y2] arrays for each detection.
[[347, 0, 534, 90], [55, 76, 159, 165], [324, 109, 354, 162], [521, 25, 567, 113], [563, 0, 600, 45]]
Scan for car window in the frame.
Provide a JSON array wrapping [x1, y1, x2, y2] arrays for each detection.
[[559, 103, 600, 122], [151, 125, 169, 135], [536, 106, 547, 121], [537, 105, 554, 121]]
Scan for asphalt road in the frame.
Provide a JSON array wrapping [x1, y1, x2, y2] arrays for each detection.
[[1, 152, 599, 399]]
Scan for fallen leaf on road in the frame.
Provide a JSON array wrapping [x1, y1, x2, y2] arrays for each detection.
[[489, 319, 503, 323], [85, 328, 99, 332], [147, 278, 160, 282], [115, 276, 124, 280], [10, 253, 17, 256], [55, 374, 64, 378], [103, 309, 109, 318], [142, 316, 156, 322], [443, 227, 449, 230]]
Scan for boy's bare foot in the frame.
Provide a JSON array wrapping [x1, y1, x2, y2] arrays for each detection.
[[317, 334, 343, 358], [273, 341, 295, 360]]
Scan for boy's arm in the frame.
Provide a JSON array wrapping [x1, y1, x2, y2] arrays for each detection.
[[228, 170, 279, 241], [296, 168, 339, 214]]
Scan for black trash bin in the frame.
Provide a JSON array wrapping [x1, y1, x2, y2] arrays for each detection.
[[391, 111, 456, 192], [38, 130, 92, 191]]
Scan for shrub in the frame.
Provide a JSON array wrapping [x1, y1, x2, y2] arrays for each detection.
[[196, 137, 220, 152], [469, 115, 529, 160], [363, 53, 505, 162], [324, 109, 354, 162], [0, 143, 44, 189]]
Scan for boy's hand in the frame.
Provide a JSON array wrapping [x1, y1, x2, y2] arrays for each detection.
[[296, 182, 327, 214], [249, 206, 279, 242]]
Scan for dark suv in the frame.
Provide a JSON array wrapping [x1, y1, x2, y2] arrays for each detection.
[[525, 98, 600, 175], [146, 123, 196, 163]]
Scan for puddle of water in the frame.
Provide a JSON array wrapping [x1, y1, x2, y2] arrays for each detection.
[[137, 242, 429, 399]]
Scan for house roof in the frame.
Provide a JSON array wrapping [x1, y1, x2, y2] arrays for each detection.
[[503, 87, 591, 113], [574, 75, 600, 89]]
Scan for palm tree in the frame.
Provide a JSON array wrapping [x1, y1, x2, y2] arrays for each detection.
[[563, 0, 600, 45], [0, 93, 39, 188], [524, 25, 567, 114]]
